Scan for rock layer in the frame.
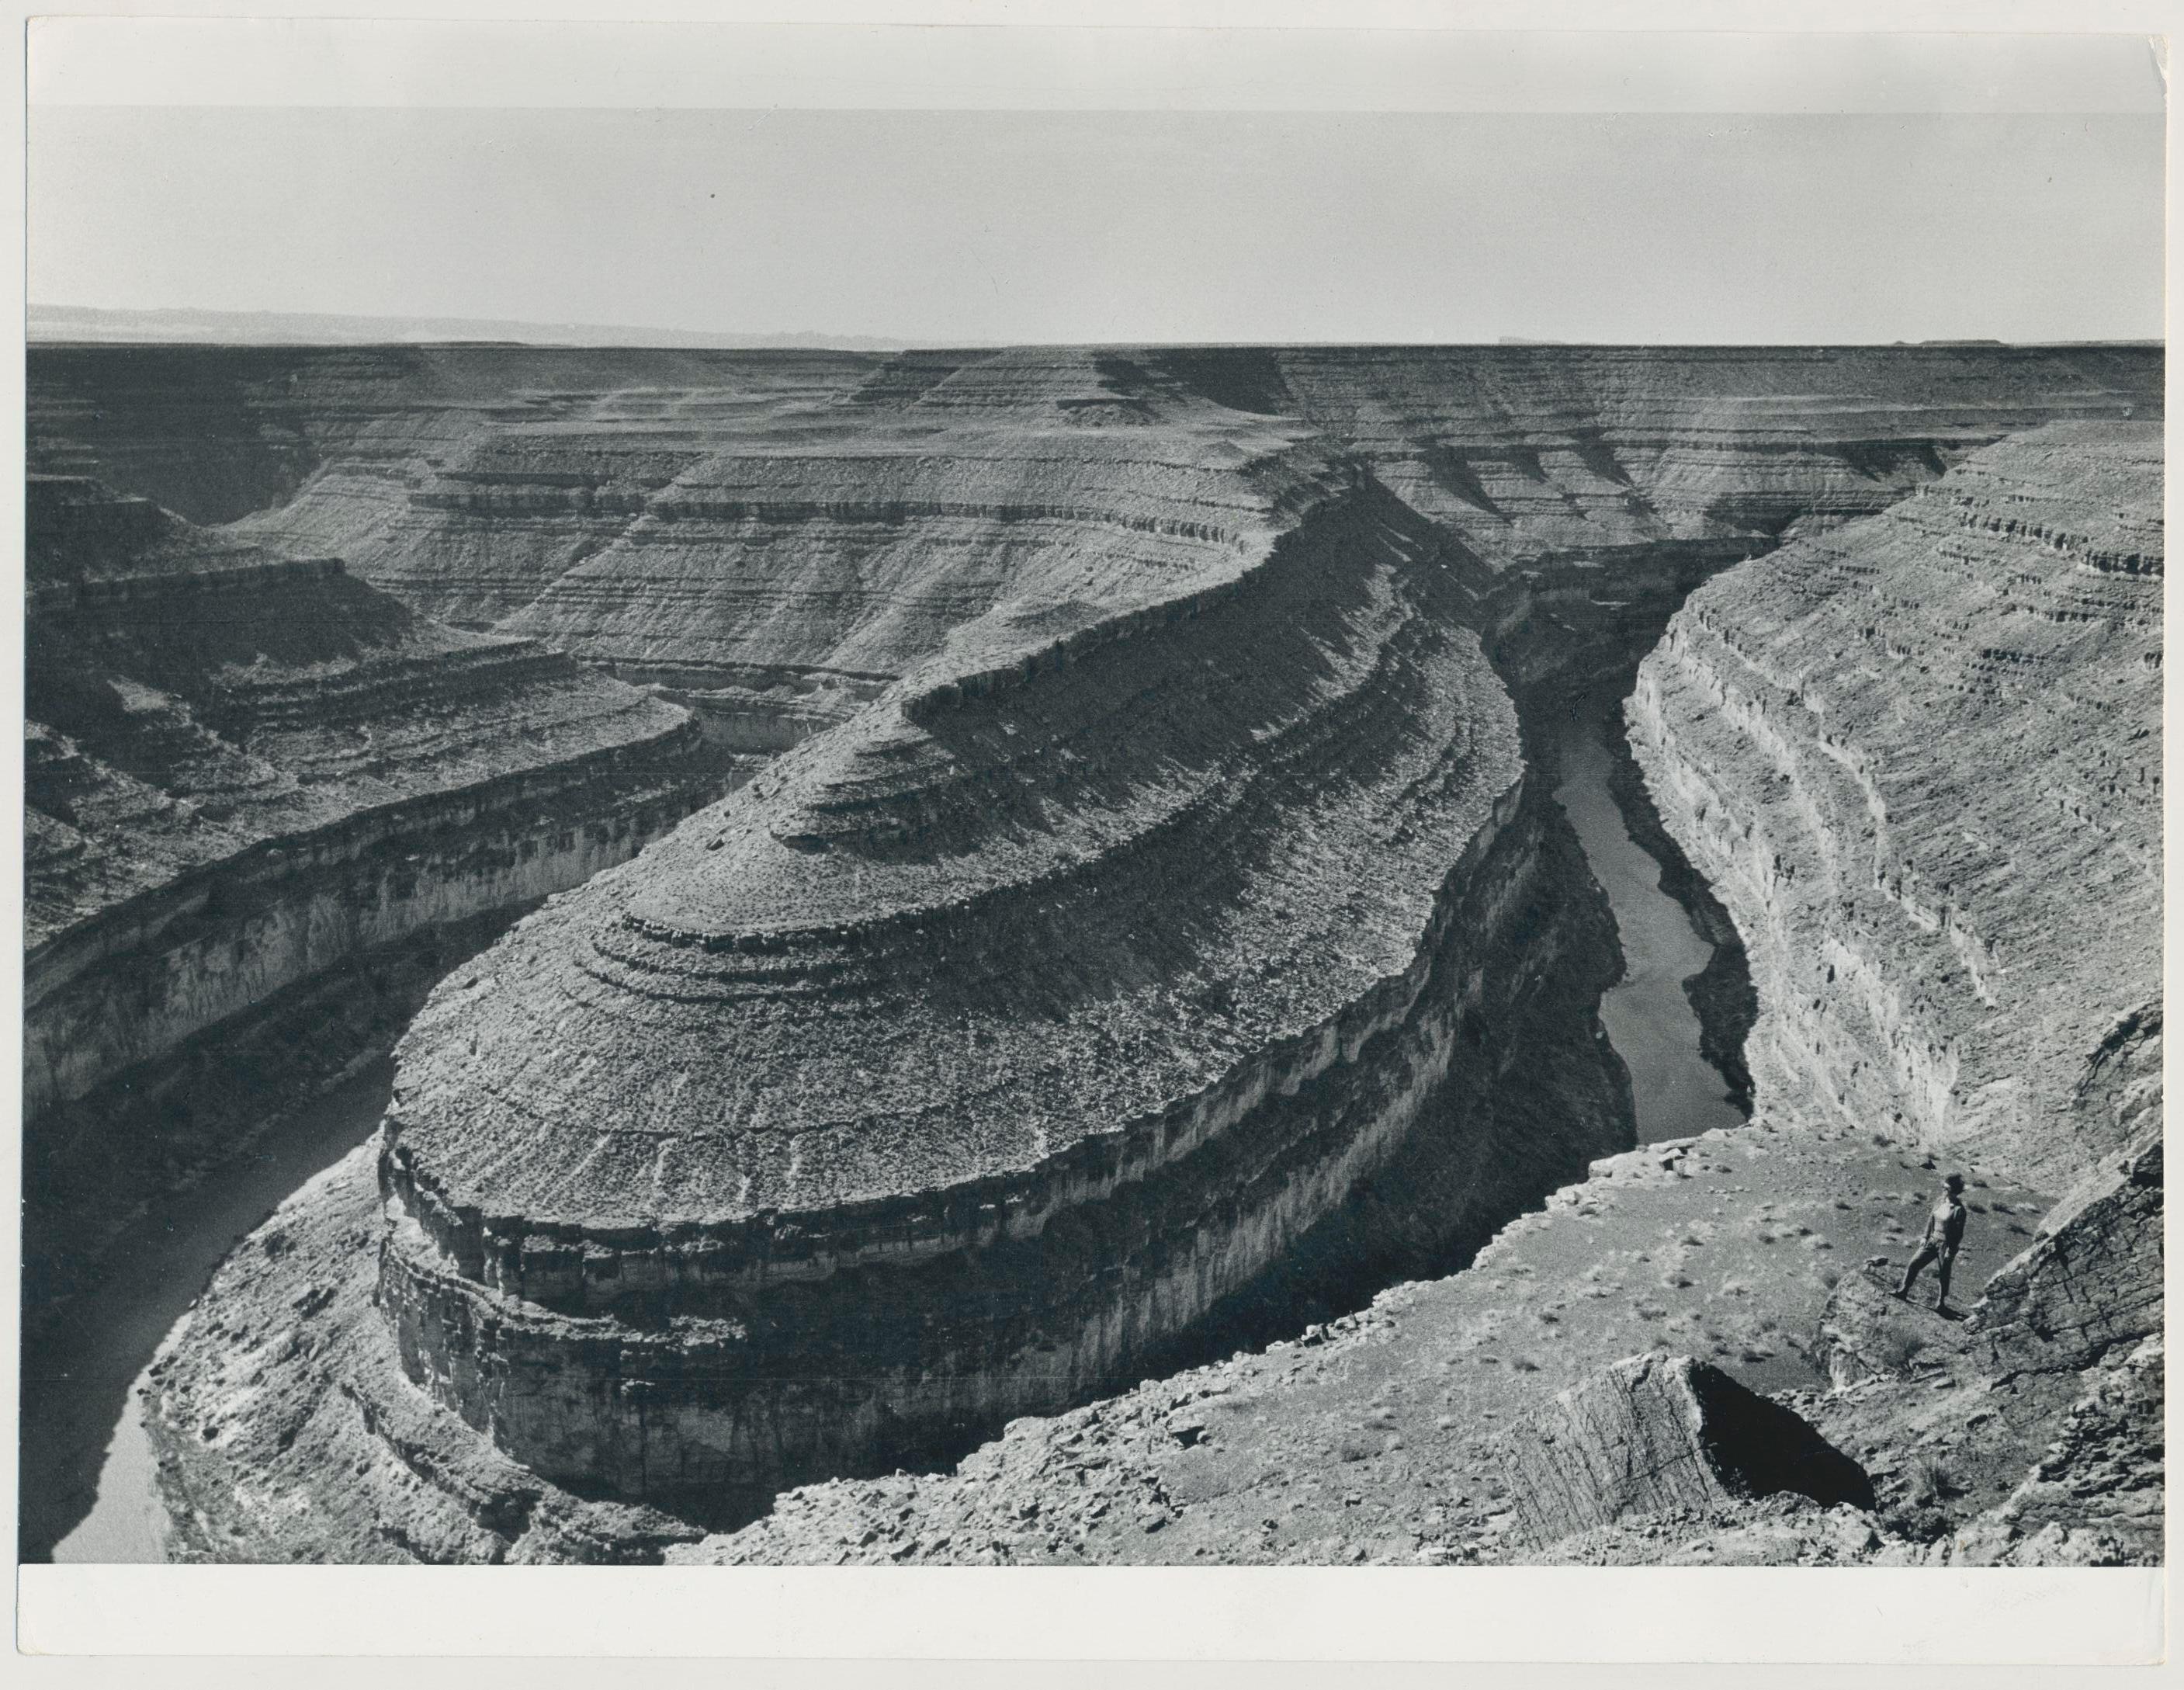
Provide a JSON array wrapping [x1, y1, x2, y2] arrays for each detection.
[[1968, 1126, 2164, 1376], [1502, 1352, 1872, 1548], [25, 480, 730, 1123], [658, 411, 2163, 1569], [371, 390, 1628, 1520], [1628, 423, 2162, 1186], [111, 349, 2165, 1564]]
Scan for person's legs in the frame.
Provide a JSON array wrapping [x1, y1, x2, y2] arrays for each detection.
[[1935, 1248, 1956, 1309], [1897, 1241, 1938, 1298]]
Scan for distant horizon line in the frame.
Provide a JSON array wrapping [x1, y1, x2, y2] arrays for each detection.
[[27, 304, 2168, 355]]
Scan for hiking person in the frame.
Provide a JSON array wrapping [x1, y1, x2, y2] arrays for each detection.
[[1895, 1171, 1968, 1313]]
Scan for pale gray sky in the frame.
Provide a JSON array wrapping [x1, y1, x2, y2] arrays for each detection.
[[26, 24, 2165, 344]]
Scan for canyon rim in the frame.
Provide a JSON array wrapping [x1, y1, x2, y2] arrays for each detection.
[[23, 340, 2163, 1574]]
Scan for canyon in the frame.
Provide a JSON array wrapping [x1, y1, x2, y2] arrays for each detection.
[[20, 341, 2160, 1566]]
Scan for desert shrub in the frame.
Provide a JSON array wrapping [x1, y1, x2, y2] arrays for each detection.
[[1906, 1456, 1957, 1507], [1873, 1320, 1927, 1371]]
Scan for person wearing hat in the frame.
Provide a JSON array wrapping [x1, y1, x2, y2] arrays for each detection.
[[1895, 1171, 1968, 1313]]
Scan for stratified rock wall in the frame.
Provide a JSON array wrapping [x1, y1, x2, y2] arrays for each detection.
[[368, 422, 1623, 1519], [1628, 423, 2162, 1186], [35, 344, 2157, 695], [24, 481, 730, 1121], [102, 347, 2165, 1564], [1268, 344, 2155, 571], [26, 344, 879, 623]]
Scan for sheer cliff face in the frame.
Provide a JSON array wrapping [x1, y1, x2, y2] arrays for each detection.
[[23, 477, 712, 1121], [1629, 422, 2161, 1187]]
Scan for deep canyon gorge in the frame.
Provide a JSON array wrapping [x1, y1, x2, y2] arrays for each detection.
[[21, 341, 2161, 1566]]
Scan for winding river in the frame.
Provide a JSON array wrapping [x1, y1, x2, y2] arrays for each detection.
[[31, 682, 1745, 1560], [25, 1060, 396, 1563], [1554, 687, 1747, 1147]]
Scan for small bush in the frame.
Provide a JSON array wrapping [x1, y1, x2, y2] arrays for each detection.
[[1906, 1456, 1958, 1508], [1874, 1320, 1927, 1372]]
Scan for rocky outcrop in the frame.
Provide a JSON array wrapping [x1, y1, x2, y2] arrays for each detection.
[[148, 1144, 706, 1564], [1960, 1336, 2163, 1564], [1501, 1352, 1871, 1548], [1968, 1126, 2163, 1376], [25, 482, 731, 1119], [1817, 1268, 1972, 1390]]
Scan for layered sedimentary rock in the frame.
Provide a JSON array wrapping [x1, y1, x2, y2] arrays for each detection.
[[368, 373, 1637, 1522], [25, 477, 726, 1127], [1968, 1126, 2163, 1376], [1628, 423, 2162, 1186], [26, 344, 878, 628], [36, 344, 2156, 701], [1502, 1352, 1872, 1548], [660, 411, 2164, 1570], [1270, 344, 2155, 560], [1964, 1335, 2164, 1563], [115, 349, 2164, 1564]]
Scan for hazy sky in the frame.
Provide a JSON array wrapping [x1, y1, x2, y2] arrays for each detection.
[[27, 25, 2165, 345]]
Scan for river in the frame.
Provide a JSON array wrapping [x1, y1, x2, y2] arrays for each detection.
[[22, 1060, 397, 1563], [1555, 688, 1747, 1147]]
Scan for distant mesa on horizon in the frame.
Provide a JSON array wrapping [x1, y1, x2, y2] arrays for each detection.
[[28, 303, 912, 352]]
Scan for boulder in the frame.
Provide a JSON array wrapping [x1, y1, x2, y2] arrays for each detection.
[[1501, 1352, 1874, 1548], [1969, 1127, 2163, 1376], [1818, 1267, 1971, 1389]]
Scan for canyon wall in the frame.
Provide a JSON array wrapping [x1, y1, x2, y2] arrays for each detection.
[[65, 342, 2159, 1562], [26, 479, 735, 1117], [1628, 422, 2162, 1187], [647, 411, 2162, 1571], [366, 369, 1634, 1523], [34, 344, 2155, 699]]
